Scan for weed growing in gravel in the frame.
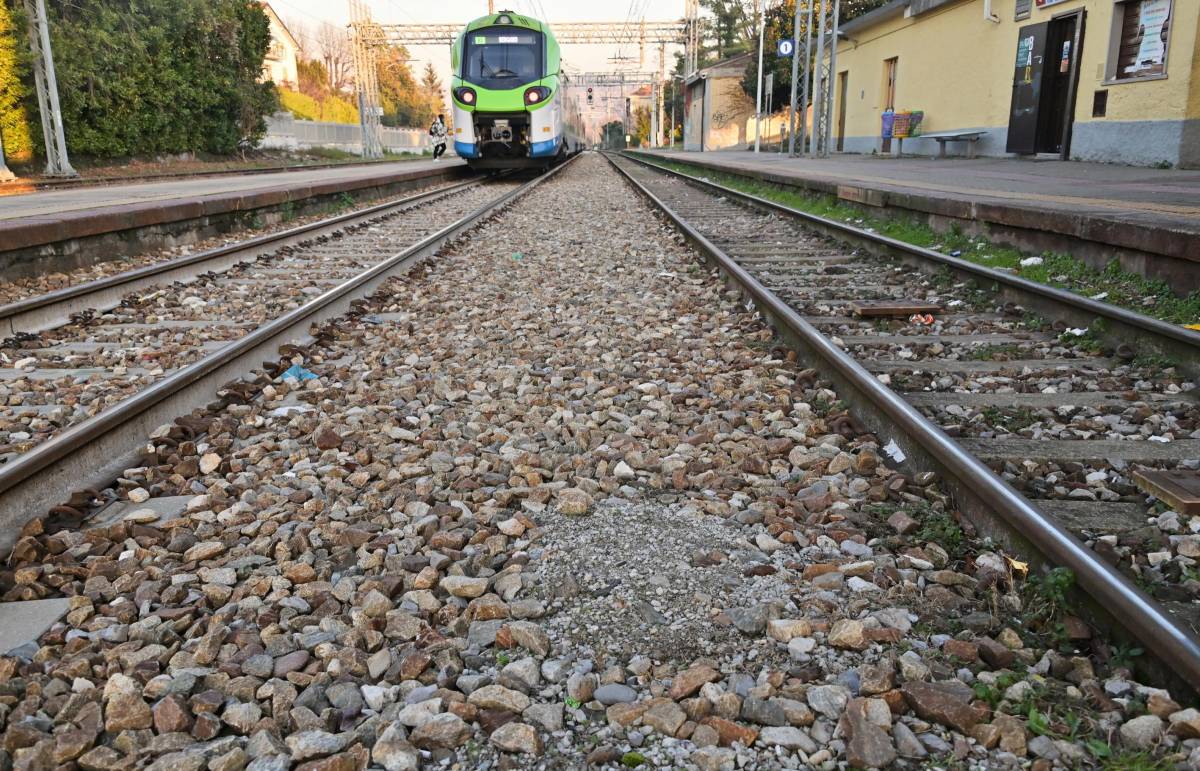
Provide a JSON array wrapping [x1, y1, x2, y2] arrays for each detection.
[[1103, 750, 1177, 771], [980, 405, 1040, 432], [1108, 641, 1145, 670], [1021, 566, 1077, 647], [971, 672, 1019, 707], [1060, 319, 1107, 352], [1132, 351, 1177, 370], [621, 751, 647, 767], [915, 510, 966, 559], [641, 157, 1200, 327], [968, 343, 1023, 361], [1022, 311, 1047, 330]]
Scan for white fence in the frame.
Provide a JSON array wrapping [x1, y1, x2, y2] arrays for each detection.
[[262, 112, 429, 156]]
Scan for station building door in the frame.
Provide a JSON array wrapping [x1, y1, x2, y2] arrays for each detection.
[[1006, 11, 1086, 158]]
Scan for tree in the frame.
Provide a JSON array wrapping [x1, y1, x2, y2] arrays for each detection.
[[377, 47, 435, 128], [740, 2, 797, 112], [421, 63, 443, 117], [632, 105, 651, 147], [701, 0, 751, 62], [601, 120, 626, 150], [297, 58, 331, 100], [316, 21, 353, 93]]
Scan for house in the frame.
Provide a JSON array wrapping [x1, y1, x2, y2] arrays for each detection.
[[261, 2, 300, 89], [683, 53, 756, 151], [828, 0, 1199, 167]]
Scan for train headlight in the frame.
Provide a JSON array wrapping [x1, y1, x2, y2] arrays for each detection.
[[455, 87, 477, 106], [524, 87, 551, 105]]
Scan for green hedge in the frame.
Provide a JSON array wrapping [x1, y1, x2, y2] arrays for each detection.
[[1, 0, 279, 160], [0, 1, 34, 162]]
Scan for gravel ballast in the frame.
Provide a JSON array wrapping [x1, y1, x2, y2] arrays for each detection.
[[0, 153, 1194, 771]]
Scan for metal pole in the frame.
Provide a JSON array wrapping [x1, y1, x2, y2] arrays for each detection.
[[0, 130, 15, 182], [824, 0, 840, 157], [787, 2, 802, 156], [651, 81, 659, 148], [753, 0, 765, 153], [798, 1, 812, 155], [809, 0, 826, 158], [23, 0, 75, 177], [670, 79, 676, 149]]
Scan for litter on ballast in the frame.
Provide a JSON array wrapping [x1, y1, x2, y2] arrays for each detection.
[[883, 439, 907, 464], [281, 364, 318, 383], [1019, 256, 1044, 267]]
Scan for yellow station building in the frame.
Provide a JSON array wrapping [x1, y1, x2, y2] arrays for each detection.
[[830, 0, 1199, 166]]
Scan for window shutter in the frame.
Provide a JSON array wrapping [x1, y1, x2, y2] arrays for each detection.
[[1115, 0, 1171, 79]]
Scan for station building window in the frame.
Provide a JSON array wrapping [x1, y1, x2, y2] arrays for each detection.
[[1105, 0, 1173, 82]]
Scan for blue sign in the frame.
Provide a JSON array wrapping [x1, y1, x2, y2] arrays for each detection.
[[777, 38, 796, 58]]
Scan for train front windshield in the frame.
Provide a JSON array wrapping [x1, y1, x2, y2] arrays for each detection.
[[463, 27, 543, 90]]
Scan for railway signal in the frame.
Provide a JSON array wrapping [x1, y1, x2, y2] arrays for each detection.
[[587, 87, 594, 106]]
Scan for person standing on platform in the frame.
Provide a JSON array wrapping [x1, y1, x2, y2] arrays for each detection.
[[430, 115, 448, 161]]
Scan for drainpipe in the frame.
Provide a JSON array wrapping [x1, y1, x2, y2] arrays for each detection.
[[984, 0, 1000, 23]]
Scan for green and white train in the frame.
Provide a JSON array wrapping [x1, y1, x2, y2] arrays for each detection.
[[451, 11, 586, 169]]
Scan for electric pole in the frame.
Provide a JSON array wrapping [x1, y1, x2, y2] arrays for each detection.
[[787, 3, 802, 156], [809, 0, 826, 158], [799, 0, 812, 156], [753, 0, 765, 153], [23, 0, 74, 177]]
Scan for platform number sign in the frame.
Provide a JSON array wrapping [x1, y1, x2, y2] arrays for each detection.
[[777, 39, 796, 58]]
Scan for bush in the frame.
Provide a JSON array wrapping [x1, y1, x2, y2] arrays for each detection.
[[5, 0, 279, 159], [0, 1, 35, 162], [279, 87, 359, 124]]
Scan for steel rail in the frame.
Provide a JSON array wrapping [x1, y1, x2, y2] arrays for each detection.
[[623, 151, 1200, 376], [0, 157, 578, 552], [604, 152, 1200, 694], [0, 173, 484, 336]]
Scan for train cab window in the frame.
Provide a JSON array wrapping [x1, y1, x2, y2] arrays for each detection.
[[463, 28, 544, 90]]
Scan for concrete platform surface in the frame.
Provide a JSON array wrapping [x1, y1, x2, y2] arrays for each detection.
[[644, 150, 1200, 232], [0, 159, 463, 221], [0, 598, 70, 656], [640, 150, 1200, 272]]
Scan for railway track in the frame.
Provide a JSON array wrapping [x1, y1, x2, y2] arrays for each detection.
[[0, 162, 572, 550], [607, 152, 1200, 693]]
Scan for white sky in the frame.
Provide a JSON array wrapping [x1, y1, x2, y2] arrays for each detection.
[[273, 0, 688, 94]]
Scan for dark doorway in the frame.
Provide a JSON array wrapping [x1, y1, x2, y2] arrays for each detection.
[[837, 71, 848, 152], [881, 57, 897, 153], [1006, 12, 1085, 158]]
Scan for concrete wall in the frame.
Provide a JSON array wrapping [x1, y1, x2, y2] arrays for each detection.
[[261, 113, 431, 156], [831, 0, 1200, 166], [684, 76, 756, 151]]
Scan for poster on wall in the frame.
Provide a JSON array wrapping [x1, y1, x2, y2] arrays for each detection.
[[1034, 0, 1068, 9], [1128, 0, 1171, 73]]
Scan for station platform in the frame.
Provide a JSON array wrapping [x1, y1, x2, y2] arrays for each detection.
[[0, 159, 469, 274], [637, 149, 1200, 290]]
